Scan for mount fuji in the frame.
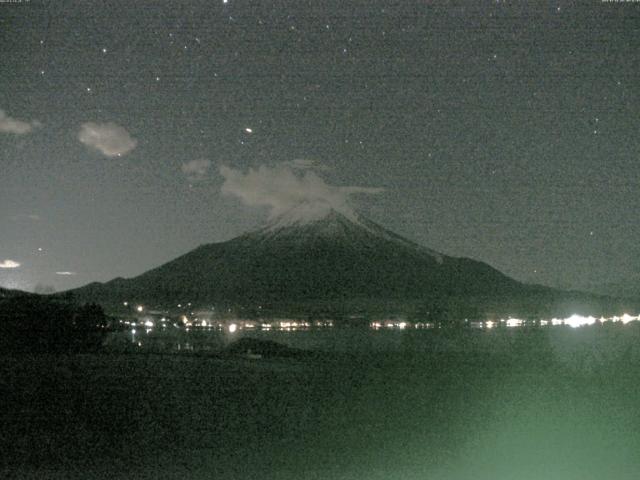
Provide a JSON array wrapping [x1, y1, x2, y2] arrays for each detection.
[[66, 204, 612, 318]]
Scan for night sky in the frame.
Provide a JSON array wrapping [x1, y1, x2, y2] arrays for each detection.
[[1, 0, 639, 293]]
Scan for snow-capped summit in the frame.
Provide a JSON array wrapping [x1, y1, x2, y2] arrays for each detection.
[[249, 202, 444, 262], [263, 201, 357, 231]]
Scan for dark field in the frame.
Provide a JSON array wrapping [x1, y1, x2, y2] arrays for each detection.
[[2, 326, 640, 479]]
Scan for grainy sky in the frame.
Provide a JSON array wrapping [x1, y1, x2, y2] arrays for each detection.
[[1, 0, 639, 293]]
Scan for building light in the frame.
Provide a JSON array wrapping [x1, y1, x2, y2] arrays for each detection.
[[506, 318, 522, 328], [620, 313, 636, 324]]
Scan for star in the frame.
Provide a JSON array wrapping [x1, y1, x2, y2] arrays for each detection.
[[102, 48, 107, 53]]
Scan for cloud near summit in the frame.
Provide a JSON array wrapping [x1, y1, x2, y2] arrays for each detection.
[[219, 162, 383, 217]]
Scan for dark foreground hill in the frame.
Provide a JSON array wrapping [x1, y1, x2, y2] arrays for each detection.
[[0, 295, 107, 353]]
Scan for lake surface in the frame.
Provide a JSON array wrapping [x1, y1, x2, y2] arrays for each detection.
[[3, 324, 640, 479], [108, 320, 640, 362]]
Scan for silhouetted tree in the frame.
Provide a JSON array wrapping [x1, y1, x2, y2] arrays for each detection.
[[0, 296, 107, 353]]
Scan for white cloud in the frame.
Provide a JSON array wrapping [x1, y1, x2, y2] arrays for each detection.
[[10, 214, 41, 222], [284, 158, 331, 171], [0, 259, 21, 269], [219, 162, 383, 218], [55, 271, 76, 276], [181, 159, 212, 182], [0, 109, 38, 134], [78, 122, 137, 157]]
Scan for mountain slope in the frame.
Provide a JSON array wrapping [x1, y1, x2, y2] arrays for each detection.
[[67, 205, 616, 317], [0, 287, 33, 300]]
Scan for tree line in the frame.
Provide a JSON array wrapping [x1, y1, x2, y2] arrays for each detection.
[[0, 294, 107, 353]]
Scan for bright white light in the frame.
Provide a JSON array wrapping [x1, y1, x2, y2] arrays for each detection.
[[244, 127, 252, 133], [0, 259, 20, 269], [485, 321, 495, 329], [144, 320, 154, 327], [563, 314, 596, 328], [620, 313, 636, 324], [228, 323, 237, 333], [506, 318, 523, 328], [136, 305, 144, 313], [398, 322, 407, 329]]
